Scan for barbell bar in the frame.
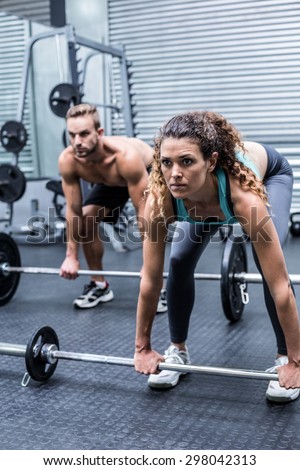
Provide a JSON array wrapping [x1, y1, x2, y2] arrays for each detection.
[[1, 263, 222, 280], [235, 273, 300, 284], [2, 264, 300, 284], [0, 326, 279, 387], [44, 352, 279, 381], [0, 232, 299, 322]]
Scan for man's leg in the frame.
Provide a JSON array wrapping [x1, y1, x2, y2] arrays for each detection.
[[73, 204, 114, 309], [81, 204, 109, 282]]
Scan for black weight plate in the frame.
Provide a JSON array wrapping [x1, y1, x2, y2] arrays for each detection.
[[290, 212, 300, 237], [0, 164, 26, 203], [0, 120, 27, 153], [0, 233, 21, 306], [220, 236, 248, 322], [25, 326, 59, 382], [62, 128, 68, 148], [49, 83, 81, 117]]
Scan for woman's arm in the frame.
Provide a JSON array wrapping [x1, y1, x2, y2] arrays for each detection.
[[233, 185, 300, 388], [134, 193, 171, 374]]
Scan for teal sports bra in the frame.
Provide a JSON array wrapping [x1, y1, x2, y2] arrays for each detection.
[[173, 151, 261, 225]]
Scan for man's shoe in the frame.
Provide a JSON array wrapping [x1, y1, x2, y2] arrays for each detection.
[[156, 289, 167, 314], [266, 356, 300, 403], [73, 281, 114, 309], [148, 344, 190, 389]]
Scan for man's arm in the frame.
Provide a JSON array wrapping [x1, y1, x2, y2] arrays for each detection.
[[59, 152, 84, 279], [117, 151, 150, 235]]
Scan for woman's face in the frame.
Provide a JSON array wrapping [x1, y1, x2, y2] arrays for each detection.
[[160, 137, 215, 199]]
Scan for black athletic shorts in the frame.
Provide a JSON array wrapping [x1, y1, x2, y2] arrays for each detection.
[[83, 184, 129, 224]]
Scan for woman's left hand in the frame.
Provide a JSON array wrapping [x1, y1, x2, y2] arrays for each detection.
[[277, 362, 300, 389]]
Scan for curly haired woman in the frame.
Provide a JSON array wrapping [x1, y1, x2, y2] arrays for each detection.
[[134, 110, 300, 402]]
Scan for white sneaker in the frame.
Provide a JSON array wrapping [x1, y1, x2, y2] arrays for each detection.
[[156, 289, 167, 314], [148, 345, 190, 389], [266, 356, 300, 403]]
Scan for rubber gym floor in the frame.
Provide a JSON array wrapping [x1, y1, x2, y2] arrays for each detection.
[[0, 232, 299, 450]]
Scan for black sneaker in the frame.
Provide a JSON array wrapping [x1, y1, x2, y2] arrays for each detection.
[[73, 281, 114, 309]]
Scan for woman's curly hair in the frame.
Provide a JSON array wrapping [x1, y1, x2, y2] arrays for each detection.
[[148, 110, 268, 218]]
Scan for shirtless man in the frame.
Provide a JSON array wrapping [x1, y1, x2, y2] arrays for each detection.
[[59, 103, 167, 311]]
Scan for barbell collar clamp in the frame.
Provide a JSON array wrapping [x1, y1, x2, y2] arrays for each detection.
[[234, 272, 262, 284], [41, 343, 59, 365]]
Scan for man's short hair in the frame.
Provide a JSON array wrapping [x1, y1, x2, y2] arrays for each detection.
[[66, 104, 100, 129]]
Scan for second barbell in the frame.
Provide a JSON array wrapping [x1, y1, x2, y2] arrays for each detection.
[[0, 232, 299, 322]]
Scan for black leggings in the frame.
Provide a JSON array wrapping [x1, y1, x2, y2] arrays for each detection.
[[167, 145, 294, 355]]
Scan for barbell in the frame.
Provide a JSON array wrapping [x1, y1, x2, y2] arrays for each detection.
[[0, 325, 279, 387], [1, 232, 300, 322]]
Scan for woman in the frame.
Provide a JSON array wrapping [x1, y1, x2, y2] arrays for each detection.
[[134, 110, 300, 403]]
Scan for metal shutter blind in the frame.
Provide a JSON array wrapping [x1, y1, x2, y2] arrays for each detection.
[[0, 0, 51, 25], [0, 12, 34, 173], [108, 0, 300, 210]]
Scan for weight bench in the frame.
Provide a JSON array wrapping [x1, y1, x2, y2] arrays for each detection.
[[45, 179, 65, 220]]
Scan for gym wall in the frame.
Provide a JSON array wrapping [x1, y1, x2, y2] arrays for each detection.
[[108, 0, 300, 148], [0, 0, 51, 24], [107, 0, 300, 211], [0, 0, 300, 210]]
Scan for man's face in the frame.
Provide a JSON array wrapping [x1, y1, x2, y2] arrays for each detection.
[[67, 115, 100, 158]]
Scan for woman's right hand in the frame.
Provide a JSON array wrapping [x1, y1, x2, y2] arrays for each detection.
[[134, 349, 165, 375]]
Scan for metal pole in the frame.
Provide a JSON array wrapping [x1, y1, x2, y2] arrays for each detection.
[[76, 34, 124, 58], [0, 343, 26, 357], [0, 263, 221, 281], [50, 349, 279, 381], [2, 263, 300, 284], [0, 341, 279, 381], [235, 273, 300, 284], [16, 27, 68, 122], [119, 46, 134, 137], [234, 273, 262, 284]]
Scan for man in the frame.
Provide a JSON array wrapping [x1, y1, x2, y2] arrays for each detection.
[[59, 103, 167, 312]]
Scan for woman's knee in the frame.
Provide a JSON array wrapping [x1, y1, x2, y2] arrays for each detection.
[[169, 248, 198, 274]]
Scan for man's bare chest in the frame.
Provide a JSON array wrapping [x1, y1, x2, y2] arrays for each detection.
[[77, 161, 127, 187]]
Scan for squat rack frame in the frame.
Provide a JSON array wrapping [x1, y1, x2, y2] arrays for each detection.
[[17, 23, 134, 136]]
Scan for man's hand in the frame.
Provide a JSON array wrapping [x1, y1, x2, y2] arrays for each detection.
[[134, 348, 164, 375], [60, 257, 80, 280]]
